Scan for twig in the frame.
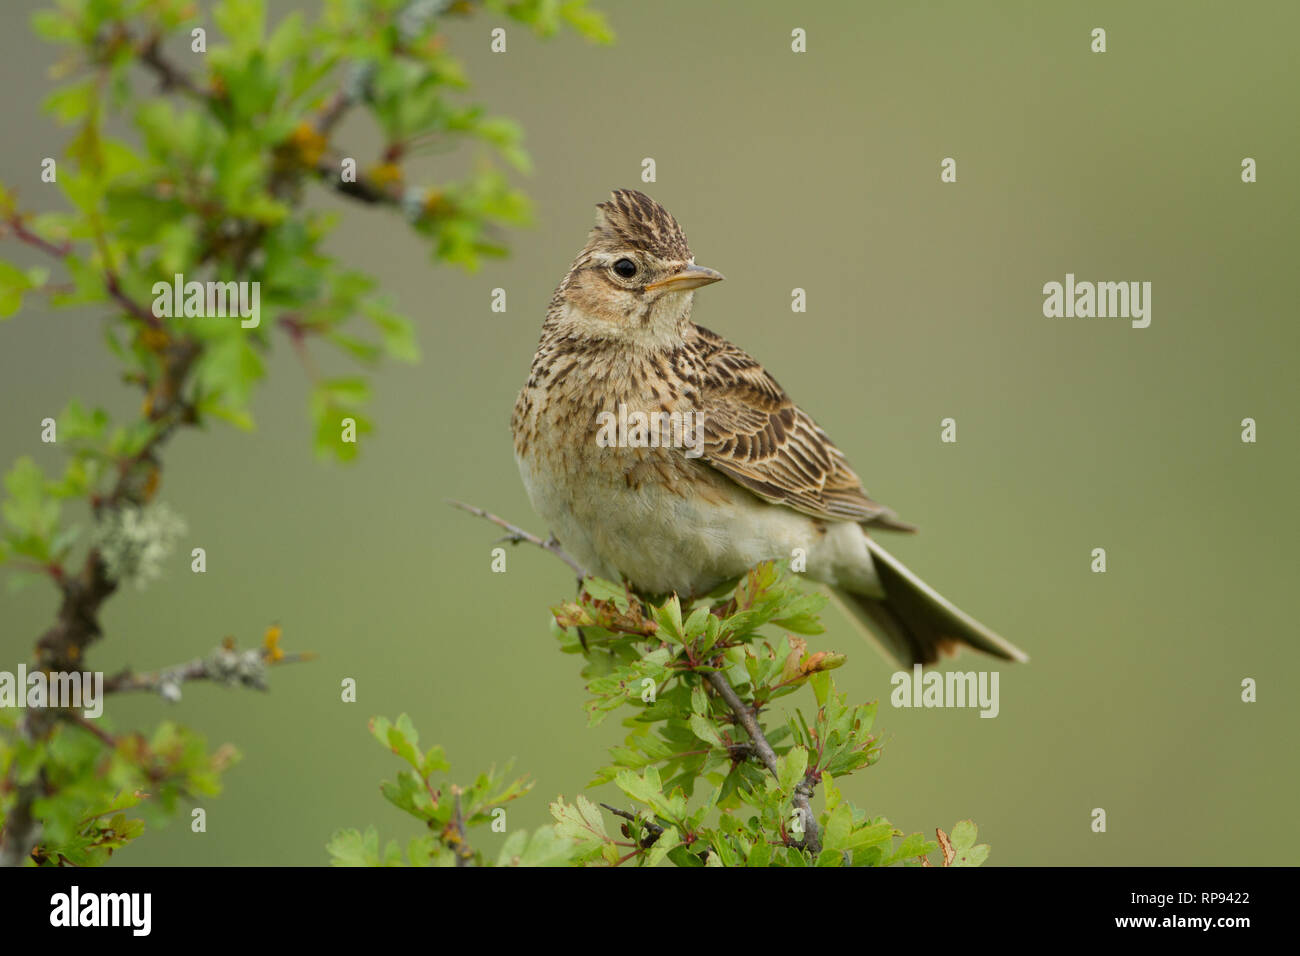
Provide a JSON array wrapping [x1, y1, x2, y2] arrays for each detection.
[[104, 271, 163, 330], [104, 646, 314, 699], [600, 803, 664, 848], [5, 213, 163, 330], [0, 774, 41, 867], [64, 713, 118, 748], [315, 89, 353, 136], [4, 215, 72, 258], [447, 500, 588, 578], [130, 31, 410, 213], [138, 35, 204, 98], [705, 670, 822, 856], [314, 157, 406, 206], [450, 789, 472, 867]]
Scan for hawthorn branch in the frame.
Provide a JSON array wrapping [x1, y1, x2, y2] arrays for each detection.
[[315, 88, 354, 137], [0, 787, 39, 868], [131, 33, 423, 216], [1, 638, 309, 866], [104, 644, 314, 700], [36, 340, 201, 671], [104, 271, 164, 330], [64, 713, 117, 748], [706, 669, 822, 856], [138, 35, 204, 98], [451, 503, 824, 858], [315, 157, 406, 206], [450, 789, 472, 867], [600, 803, 665, 848], [3, 215, 72, 258], [2, 214, 162, 331], [447, 500, 588, 578], [1, 218, 204, 863]]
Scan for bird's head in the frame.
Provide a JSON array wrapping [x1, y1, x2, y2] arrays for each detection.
[[554, 189, 723, 344]]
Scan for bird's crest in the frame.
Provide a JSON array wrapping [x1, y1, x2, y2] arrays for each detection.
[[592, 189, 692, 260]]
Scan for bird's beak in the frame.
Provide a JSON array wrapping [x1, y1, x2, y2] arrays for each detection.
[[644, 264, 725, 293]]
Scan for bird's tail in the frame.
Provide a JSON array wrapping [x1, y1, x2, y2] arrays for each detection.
[[829, 537, 1028, 667]]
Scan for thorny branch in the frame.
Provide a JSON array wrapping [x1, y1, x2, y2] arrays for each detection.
[[600, 803, 665, 849], [0, 633, 310, 867], [704, 671, 822, 856], [447, 500, 588, 578], [104, 643, 315, 699], [134, 32, 423, 213], [0, 22, 372, 865], [0, 212, 206, 864], [451, 502, 824, 859]]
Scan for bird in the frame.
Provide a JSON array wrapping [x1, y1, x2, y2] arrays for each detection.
[[511, 188, 1027, 667]]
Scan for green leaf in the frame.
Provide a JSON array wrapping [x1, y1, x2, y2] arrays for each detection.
[[846, 822, 896, 851], [213, 0, 268, 53], [954, 842, 990, 867], [327, 827, 384, 866], [3, 457, 60, 544], [30, 8, 78, 43], [614, 767, 683, 821], [683, 605, 712, 640], [560, 1, 616, 44], [361, 301, 420, 362], [0, 260, 36, 318], [776, 746, 808, 793], [498, 827, 576, 867], [667, 845, 704, 867], [43, 80, 96, 124], [950, 818, 977, 850], [373, 713, 421, 770], [949, 819, 990, 866], [653, 594, 684, 643], [810, 669, 832, 707], [644, 826, 677, 868], [822, 802, 853, 852], [687, 713, 723, 749], [195, 334, 266, 410], [550, 795, 608, 848], [746, 838, 772, 867], [885, 832, 936, 866], [422, 745, 450, 775]]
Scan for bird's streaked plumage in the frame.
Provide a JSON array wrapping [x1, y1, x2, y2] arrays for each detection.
[[511, 189, 1026, 666]]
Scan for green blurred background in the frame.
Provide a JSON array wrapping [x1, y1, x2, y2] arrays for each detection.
[[2, 0, 1297, 865]]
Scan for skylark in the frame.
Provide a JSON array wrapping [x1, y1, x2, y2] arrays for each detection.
[[512, 189, 1027, 667]]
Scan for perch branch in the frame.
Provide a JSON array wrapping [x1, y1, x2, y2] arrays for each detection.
[[447, 500, 588, 578], [449, 501, 823, 857], [705, 670, 822, 856]]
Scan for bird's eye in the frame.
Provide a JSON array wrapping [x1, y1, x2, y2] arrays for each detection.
[[612, 258, 638, 279]]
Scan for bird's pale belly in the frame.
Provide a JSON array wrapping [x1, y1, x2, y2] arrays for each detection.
[[515, 444, 882, 598]]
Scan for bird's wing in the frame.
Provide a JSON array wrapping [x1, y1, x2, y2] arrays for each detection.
[[687, 324, 915, 531]]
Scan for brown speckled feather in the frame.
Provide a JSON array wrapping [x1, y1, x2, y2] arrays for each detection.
[[687, 324, 915, 531], [511, 189, 1025, 666]]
